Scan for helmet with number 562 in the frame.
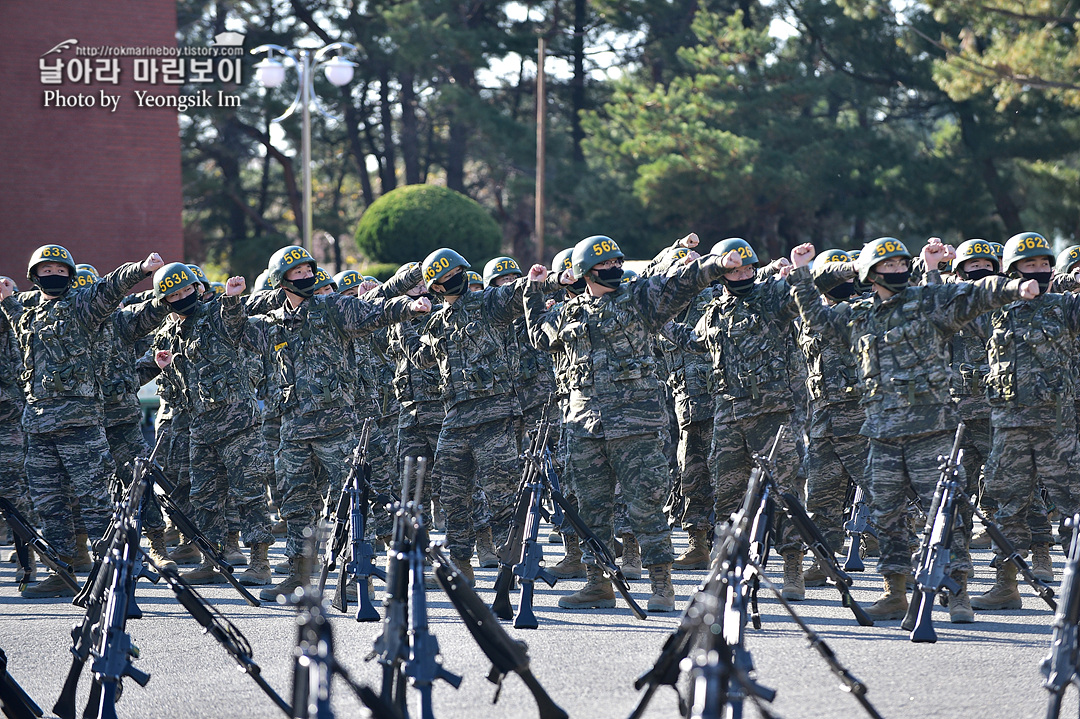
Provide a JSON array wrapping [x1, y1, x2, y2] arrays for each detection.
[[1001, 232, 1054, 275], [855, 237, 910, 284], [268, 245, 318, 291], [152, 262, 199, 299], [571, 236, 624, 280]]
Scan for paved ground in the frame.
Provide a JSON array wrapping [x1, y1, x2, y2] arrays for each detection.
[[0, 529, 1073, 719]]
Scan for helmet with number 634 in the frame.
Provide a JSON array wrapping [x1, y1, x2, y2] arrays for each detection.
[[153, 262, 199, 300]]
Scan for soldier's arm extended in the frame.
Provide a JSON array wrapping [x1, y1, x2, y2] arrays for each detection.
[[216, 293, 271, 356], [930, 276, 1028, 335], [522, 280, 564, 353], [485, 273, 561, 326], [110, 297, 171, 346], [80, 260, 158, 329], [659, 316, 708, 355], [363, 264, 423, 300], [135, 347, 162, 385], [325, 294, 423, 337], [810, 260, 856, 293], [792, 264, 853, 345], [632, 253, 730, 332], [244, 288, 285, 315], [0, 295, 24, 332], [638, 233, 699, 278]]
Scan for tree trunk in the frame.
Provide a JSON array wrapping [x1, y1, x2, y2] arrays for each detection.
[[400, 71, 421, 184], [379, 65, 398, 192], [571, 0, 586, 165]]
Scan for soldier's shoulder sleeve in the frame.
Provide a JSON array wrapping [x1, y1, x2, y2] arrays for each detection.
[[114, 297, 170, 344], [84, 261, 147, 327], [523, 281, 562, 352]]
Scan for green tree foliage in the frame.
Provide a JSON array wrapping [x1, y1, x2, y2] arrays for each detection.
[[355, 184, 501, 265]]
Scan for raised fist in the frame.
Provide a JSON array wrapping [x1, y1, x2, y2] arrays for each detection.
[[141, 253, 164, 275], [155, 350, 173, 369], [410, 296, 432, 314], [225, 276, 246, 296], [0, 277, 14, 300], [528, 264, 548, 283], [678, 232, 699, 250], [790, 243, 816, 269], [721, 249, 743, 270]]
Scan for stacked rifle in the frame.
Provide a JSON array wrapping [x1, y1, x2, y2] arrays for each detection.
[[492, 414, 646, 627], [630, 426, 884, 719], [0, 648, 42, 719], [0, 497, 79, 596]]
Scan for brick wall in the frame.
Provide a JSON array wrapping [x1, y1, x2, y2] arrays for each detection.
[[0, 1, 183, 290]]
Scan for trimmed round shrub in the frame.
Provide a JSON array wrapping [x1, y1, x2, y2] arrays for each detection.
[[355, 184, 501, 266]]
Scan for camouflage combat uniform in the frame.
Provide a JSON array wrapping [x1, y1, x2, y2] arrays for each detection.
[[792, 264, 1026, 578], [0, 321, 31, 520], [1, 262, 149, 557]]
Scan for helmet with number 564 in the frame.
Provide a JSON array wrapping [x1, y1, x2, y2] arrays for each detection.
[[1001, 232, 1054, 275], [571, 236, 624, 280]]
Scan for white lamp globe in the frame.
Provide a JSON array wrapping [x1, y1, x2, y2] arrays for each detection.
[[254, 58, 286, 88], [323, 57, 356, 87]]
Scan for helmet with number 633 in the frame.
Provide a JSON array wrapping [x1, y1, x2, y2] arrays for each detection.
[[153, 262, 199, 300], [1001, 232, 1054, 275], [571, 236, 624, 280], [27, 244, 76, 282], [855, 237, 910, 283]]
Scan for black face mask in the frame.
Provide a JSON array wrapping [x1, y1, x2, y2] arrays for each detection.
[[36, 274, 72, 295], [168, 292, 200, 316], [725, 275, 756, 297], [592, 266, 624, 290], [825, 282, 855, 301], [435, 270, 467, 297], [285, 275, 318, 298], [964, 268, 996, 282], [875, 270, 911, 294], [1019, 270, 1053, 294]]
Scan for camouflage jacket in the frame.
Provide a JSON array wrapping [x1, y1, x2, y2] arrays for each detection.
[[1, 261, 148, 433], [230, 293, 418, 441], [386, 314, 445, 430], [525, 255, 726, 440], [793, 268, 1024, 439], [657, 285, 721, 428], [666, 268, 806, 426], [99, 298, 170, 427], [405, 276, 557, 431], [0, 325, 24, 412], [986, 291, 1080, 429], [514, 315, 556, 413]]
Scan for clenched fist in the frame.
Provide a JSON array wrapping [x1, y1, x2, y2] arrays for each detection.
[[155, 350, 173, 369], [225, 276, 246, 296], [141, 253, 164, 275], [410, 296, 432, 313], [528, 264, 548, 283]]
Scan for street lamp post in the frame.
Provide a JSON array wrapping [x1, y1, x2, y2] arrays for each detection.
[[250, 42, 357, 253]]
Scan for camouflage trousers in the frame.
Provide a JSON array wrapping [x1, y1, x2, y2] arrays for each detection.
[[568, 431, 673, 566], [189, 424, 274, 547], [279, 428, 358, 559], [985, 424, 1080, 553], [261, 414, 283, 509], [436, 416, 521, 562], [974, 420, 1053, 545], [867, 431, 972, 576], [805, 432, 869, 554], [26, 425, 115, 557], [554, 418, 578, 539], [711, 412, 803, 553], [0, 404, 32, 521], [397, 419, 441, 525], [678, 418, 714, 532], [157, 416, 194, 519], [105, 421, 165, 530]]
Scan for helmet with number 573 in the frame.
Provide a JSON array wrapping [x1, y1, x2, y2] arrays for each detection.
[[954, 239, 1000, 279], [1057, 245, 1080, 274], [152, 262, 199, 299], [268, 245, 318, 292], [571, 236, 624, 280], [27, 244, 76, 283], [1001, 232, 1054, 275], [855, 237, 910, 284], [483, 256, 522, 287]]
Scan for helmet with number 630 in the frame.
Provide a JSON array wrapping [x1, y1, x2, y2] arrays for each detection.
[[954, 240, 1000, 279], [571, 236, 624, 280], [268, 245, 318, 290], [153, 262, 199, 299], [27, 244, 76, 282], [483, 256, 521, 287], [1001, 232, 1054, 275], [422, 248, 470, 286], [855, 237, 910, 283]]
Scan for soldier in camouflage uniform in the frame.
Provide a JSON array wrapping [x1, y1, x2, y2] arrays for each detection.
[[150, 263, 276, 586], [87, 268, 175, 571], [0, 296, 32, 575], [524, 235, 738, 613], [665, 238, 813, 601], [974, 232, 1080, 610], [792, 237, 1037, 622], [0, 246, 164, 598], [227, 246, 429, 600], [796, 250, 870, 585]]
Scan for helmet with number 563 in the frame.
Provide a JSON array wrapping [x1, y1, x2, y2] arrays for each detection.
[[571, 236, 624, 280], [855, 237, 910, 284], [152, 262, 199, 299], [1001, 232, 1054, 275], [954, 239, 1000, 279], [267, 245, 317, 290]]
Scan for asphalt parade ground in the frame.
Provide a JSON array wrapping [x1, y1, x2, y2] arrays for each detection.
[[0, 528, 1072, 719]]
